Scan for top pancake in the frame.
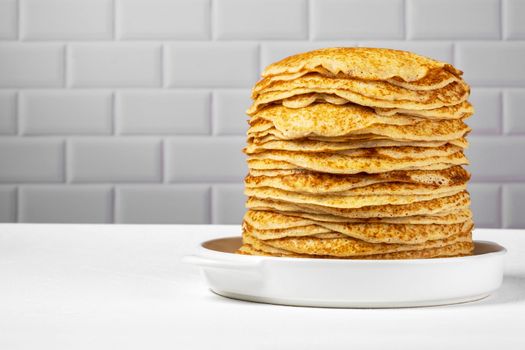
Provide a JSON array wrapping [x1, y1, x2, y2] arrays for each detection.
[[261, 47, 462, 82], [254, 66, 461, 97]]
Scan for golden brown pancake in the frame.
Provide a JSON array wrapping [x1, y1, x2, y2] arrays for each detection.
[[242, 229, 472, 257], [245, 191, 471, 218], [261, 47, 462, 81]]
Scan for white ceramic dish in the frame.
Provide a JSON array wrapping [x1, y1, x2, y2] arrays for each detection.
[[184, 237, 506, 308]]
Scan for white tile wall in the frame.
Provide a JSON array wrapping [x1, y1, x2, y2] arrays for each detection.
[[0, 138, 64, 182], [467, 88, 502, 134], [310, 0, 404, 40], [503, 89, 525, 134], [115, 185, 210, 224], [20, 0, 113, 40], [407, 0, 500, 39], [68, 138, 162, 182], [116, 90, 210, 135], [0, 0, 18, 40], [212, 184, 245, 224], [504, 0, 525, 39], [0, 91, 17, 134], [0, 186, 16, 222], [68, 43, 162, 87], [117, 0, 210, 40], [502, 184, 525, 228], [212, 89, 250, 135], [0, 0, 524, 227], [214, 0, 307, 40], [19, 90, 113, 135], [19, 185, 112, 223], [165, 43, 259, 87], [165, 137, 245, 182], [0, 44, 64, 87]]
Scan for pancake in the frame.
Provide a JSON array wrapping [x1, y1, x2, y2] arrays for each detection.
[[247, 83, 469, 115], [253, 74, 468, 105], [266, 209, 473, 225], [272, 94, 473, 120], [245, 166, 470, 193], [245, 139, 464, 154], [247, 150, 468, 174], [245, 191, 471, 218], [246, 144, 463, 159], [244, 211, 473, 243], [261, 47, 462, 81], [247, 158, 464, 173], [242, 229, 472, 257], [247, 118, 471, 142], [245, 185, 464, 209], [250, 103, 423, 138], [237, 241, 474, 259], [253, 67, 460, 97]]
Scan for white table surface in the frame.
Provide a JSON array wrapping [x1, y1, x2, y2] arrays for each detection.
[[0, 225, 524, 350]]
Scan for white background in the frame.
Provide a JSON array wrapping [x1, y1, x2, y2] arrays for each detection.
[[0, 0, 524, 227]]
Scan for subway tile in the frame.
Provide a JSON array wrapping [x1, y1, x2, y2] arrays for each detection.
[[503, 89, 525, 134], [69, 44, 162, 87], [212, 184, 245, 224], [166, 137, 246, 182], [115, 185, 210, 224], [20, 90, 112, 135], [504, 0, 525, 39], [68, 138, 161, 182], [467, 88, 502, 134], [0, 91, 16, 134], [21, 0, 113, 40], [260, 42, 348, 70], [0, 0, 17, 39], [0, 186, 16, 222], [116, 90, 210, 135], [0, 138, 64, 182], [213, 89, 250, 135], [456, 42, 525, 86], [407, 0, 500, 39], [466, 136, 525, 182], [165, 43, 259, 87], [468, 183, 501, 228], [311, 0, 404, 40], [117, 0, 209, 39], [215, 0, 307, 40], [0, 44, 63, 87], [502, 184, 525, 228], [19, 185, 112, 223], [357, 42, 454, 63]]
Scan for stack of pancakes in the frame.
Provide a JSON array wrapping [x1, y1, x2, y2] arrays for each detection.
[[237, 47, 474, 259]]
